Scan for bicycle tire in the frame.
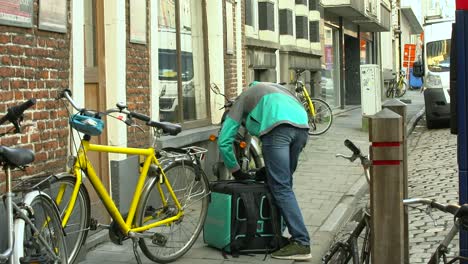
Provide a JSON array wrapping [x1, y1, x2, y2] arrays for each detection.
[[13, 192, 68, 264], [48, 175, 91, 264], [323, 244, 349, 264], [358, 216, 371, 264], [136, 159, 210, 263], [396, 81, 408, 98], [386, 86, 394, 98], [308, 98, 333, 135]]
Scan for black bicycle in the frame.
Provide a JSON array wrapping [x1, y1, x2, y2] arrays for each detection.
[[322, 139, 371, 264], [404, 198, 468, 264]]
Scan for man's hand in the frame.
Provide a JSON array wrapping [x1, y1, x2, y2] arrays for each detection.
[[232, 170, 252, 180]]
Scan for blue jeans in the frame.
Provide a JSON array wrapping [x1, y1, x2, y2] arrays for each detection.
[[261, 124, 310, 246]]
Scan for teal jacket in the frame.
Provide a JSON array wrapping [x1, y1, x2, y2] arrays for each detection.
[[218, 82, 309, 171]]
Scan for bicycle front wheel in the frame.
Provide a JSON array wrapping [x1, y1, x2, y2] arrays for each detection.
[[396, 81, 408, 97], [136, 160, 210, 263], [308, 98, 333, 135], [385, 85, 394, 98], [48, 175, 91, 264], [14, 192, 68, 263], [322, 244, 350, 264]]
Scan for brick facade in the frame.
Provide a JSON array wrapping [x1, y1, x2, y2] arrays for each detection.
[[125, 0, 151, 148], [0, 0, 71, 183], [223, 0, 247, 99]]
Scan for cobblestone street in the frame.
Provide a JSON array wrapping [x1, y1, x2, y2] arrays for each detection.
[[407, 119, 458, 263]]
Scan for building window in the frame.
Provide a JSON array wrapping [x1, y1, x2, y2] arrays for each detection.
[[158, 0, 208, 124], [279, 9, 293, 35], [309, 0, 318, 10], [258, 1, 274, 31], [309, 21, 319, 42], [296, 16, 308, 39], [295, 0, 307, 5], [246, 0, 254, 27]]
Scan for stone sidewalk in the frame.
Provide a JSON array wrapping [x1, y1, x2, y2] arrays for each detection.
[[78, 90, 426, 264]]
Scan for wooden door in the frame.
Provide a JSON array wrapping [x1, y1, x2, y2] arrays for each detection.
[[84, 0, 109, 225]]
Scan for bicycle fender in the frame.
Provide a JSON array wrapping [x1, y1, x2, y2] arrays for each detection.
[[249, 137, 264, 167]]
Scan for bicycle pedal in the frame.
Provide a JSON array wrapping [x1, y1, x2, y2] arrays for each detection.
[[151, 233, 168, 246]]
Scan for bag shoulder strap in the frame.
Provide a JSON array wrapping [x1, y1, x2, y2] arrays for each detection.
[[229, 192, 260, 255]]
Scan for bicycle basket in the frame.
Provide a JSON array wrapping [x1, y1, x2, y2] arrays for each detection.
[[69, 114, 104, 136]]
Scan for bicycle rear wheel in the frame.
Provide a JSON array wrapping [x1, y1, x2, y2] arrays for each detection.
[[136, 160, 210, 263], [14, 192, 68, 263], [308, 98, 333, 135], [48, 175, 91, 264]]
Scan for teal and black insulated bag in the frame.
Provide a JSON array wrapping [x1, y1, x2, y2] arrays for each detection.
[[203, 180, 287, 256]]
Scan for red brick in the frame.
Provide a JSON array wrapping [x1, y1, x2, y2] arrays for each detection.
[[7, 46, 24, 55], [0, 67, 14, 77], [0, 35, 10, 44]]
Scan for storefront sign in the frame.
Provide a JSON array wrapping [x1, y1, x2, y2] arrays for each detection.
[[0, 0, 33, 28]]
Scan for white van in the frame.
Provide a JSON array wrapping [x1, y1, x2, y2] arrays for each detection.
[[423, 18, 454, 128]]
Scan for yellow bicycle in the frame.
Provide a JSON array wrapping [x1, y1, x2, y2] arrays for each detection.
[[385, 70, 408, 98], [46, 89, 210, 263], [293, 69, 333, 135]]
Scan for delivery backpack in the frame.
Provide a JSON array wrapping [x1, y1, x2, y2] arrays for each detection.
[[203, 180, 288, 257]]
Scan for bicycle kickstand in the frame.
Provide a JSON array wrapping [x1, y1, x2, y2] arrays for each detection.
[[132, 238, 143, 264]]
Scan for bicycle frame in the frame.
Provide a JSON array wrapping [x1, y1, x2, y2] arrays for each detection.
[[301, 85, 316, 116], [58, 139, 183, 236]]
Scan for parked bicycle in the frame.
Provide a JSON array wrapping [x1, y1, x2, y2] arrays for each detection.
[[0, 99, 67, 264], [403, 198, 468, 264], [386, 70, 408, 98], [208, 83, 263, 180], [321, 139, 371, 264], [45, 89, 210, 264], [293, 69, 333, 135]]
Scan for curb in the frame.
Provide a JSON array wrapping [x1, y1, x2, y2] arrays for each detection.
[[406, 107, 425, 137]]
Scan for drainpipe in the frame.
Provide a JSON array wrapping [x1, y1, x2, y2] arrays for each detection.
[[339, 16, 345, 109], [398, 2, 402, 73]]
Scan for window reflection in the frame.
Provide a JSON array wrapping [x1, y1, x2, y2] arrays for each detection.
[[322, 26, 339, 108], [158, 0, 207, 123], [427, 39, 450, 72]]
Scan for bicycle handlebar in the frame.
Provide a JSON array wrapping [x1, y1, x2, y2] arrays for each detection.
[[403, 198, 460, 216], [0, 98, 36, 133], [336, 139, 371, 183], [58, 89, 182, 135], [344, 139, 361, 156]]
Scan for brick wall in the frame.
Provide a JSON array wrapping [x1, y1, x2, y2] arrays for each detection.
[[224, 0, 246, 99], [0, 0, 71, 183], [125, 0, 151, 148]]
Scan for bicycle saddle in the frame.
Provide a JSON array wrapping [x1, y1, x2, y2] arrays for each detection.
[[0, 146, 34, 167], [147, 121, 182, 136]]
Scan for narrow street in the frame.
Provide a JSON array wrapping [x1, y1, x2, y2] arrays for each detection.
[[407, 118, 458, 263], [333, 116, 459, 263]]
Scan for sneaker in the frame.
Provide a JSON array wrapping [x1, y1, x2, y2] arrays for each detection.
[[271, 240, 312, 260]]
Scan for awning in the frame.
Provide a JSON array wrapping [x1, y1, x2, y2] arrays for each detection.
[[401, 6, 424, 34]]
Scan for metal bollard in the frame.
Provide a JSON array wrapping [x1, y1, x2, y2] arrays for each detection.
[[368, 108, 405, 264], [382, 99, 409, 264]]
